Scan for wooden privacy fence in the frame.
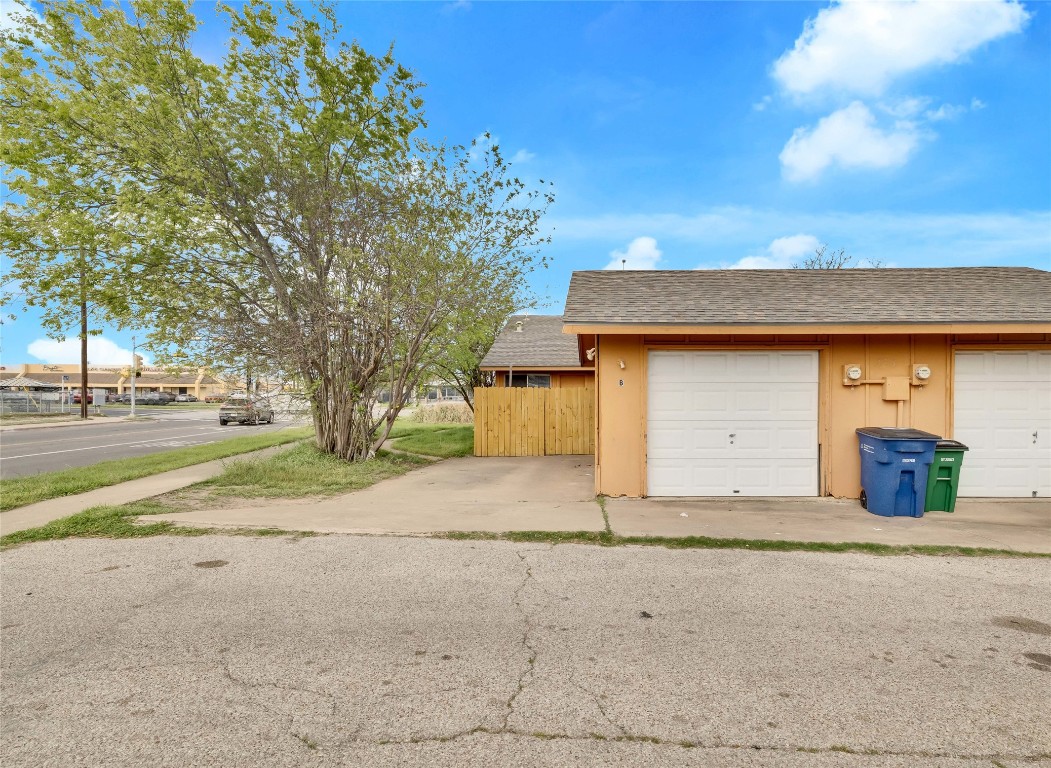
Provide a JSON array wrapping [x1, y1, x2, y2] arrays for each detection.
[[474, 387, 594, 457]]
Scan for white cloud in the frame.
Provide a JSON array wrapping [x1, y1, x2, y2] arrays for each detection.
[[879, 96, 930, 118], [27, 336, 150, 366], [468, 132, 496, 162], [753, 95, 773, 112], [441, 0, 471, 13], [510, 149, 536, 164], [712, 234, 821, 270], [604, 236, 662, 270], [780, 102, 920, 182], [971, 97, 987, 111], [773, 0, 1029, 98], [546, 206, 1051, 269], [767, 233, 822, 263], [0, 1, 41, 34], [925, 103, 967, 122]]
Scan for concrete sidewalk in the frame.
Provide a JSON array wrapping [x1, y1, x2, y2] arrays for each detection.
[[5, 449, 1049, 553], [147, 453, 1051, 553], [606, 496, 1051, 553], [0, 444, 294, 536]]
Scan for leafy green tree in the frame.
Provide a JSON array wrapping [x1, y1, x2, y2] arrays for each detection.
[[428, 307, 510, 412], [2, 0, 550, 458]]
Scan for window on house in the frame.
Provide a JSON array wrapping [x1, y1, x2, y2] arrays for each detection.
[[505, 374, 551, 388]]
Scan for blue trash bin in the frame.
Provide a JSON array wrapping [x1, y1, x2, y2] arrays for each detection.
[[856, 428, 942, 517]]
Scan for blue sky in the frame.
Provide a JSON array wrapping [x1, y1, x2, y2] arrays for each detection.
[[2, 0, 1049, 366]]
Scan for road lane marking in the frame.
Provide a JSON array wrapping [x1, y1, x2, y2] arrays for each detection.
[[5, 421, 226, 447], [1, 429, 264, 461]]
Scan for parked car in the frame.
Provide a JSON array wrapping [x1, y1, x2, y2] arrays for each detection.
[[106, 392, 122, 403], [174, 394, 198, 402], [219, 397, 274, 425], [204, 393, 227, 403], [141, 391, 177, 405], [71, 391, 93, 404]]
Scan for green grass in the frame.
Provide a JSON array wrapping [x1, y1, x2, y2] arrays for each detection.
[[0, 500, 313, 549], [1, 446, 429, 548], [197, 442, 429, 497], [1, 501, 209, 547], [385, 422, 473, 458], [0, 426, 315, 512], [439, 529, 1051, 558]]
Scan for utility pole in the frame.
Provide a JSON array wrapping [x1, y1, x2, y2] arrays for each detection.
[[80, 248, 89, 420], [130, 336, 137, 418]]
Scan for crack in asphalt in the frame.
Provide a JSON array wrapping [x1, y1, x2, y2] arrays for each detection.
[[370, 727, 1049, 761], [498, 547, 544, 732], [568, 673, 626, 738], [219, 653, 338, 717]]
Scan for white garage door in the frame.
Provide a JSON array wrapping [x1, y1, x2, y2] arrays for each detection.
[[647, 351, 818, 496], [954, 350, 1051, 498]]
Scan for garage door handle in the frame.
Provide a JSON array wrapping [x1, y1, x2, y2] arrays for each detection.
[[1035, 431, 1039, 444], [729, 433, 736, 437]]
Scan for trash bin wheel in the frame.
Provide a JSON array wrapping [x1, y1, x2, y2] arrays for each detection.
[[859, 489, 868, 509]]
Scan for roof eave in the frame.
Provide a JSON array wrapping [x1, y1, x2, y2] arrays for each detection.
[[562, 322, 1051, 335]]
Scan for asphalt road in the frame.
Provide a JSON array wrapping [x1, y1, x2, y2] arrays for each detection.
[[0, 407, 292, 478], [2, 536, 1048, 767]]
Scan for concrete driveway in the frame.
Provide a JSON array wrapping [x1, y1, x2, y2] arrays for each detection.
[[153, 455, 604, 534]]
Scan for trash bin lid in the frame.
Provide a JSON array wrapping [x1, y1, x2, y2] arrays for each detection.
[[856, 427, 942, 440], [936, 440, 969, 450]]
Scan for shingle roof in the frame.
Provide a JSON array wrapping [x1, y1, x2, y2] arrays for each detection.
[[28, 372, 124, 385], [24, 371, 218, 386], [480, 315, 583, 368], [0, 376, 60, 389], [563, 267, 1051, 326]]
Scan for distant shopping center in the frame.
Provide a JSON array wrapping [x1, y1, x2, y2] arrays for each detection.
[[0, 363, 230, 399]]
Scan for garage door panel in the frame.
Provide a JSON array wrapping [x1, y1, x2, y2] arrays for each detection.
[[648, 352, 688, 377], [959, 464, 1031, 497], [647, 426, 688, 456], [730, 461, 817, 496], [647, 460, 728, 496], [955, 351, 1037, 381], [689, 353, 730, 379], [772, 352, 820, 381], [733, 388, 774, 418], [775, 386, 821, 417], [954, 350, 1050, 498], [648, 350, 818, 496], [648, 425, 729, 457], [736, 353, 774, 378]]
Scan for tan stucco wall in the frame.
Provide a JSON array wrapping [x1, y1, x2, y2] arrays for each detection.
[[594, 335, 646, 497], [824, 335, 950, 497], [592, 333, 1050, 499]]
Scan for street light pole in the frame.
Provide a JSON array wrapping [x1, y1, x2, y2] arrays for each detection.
[[130, 335, 137, 418], [80, 248, 89, 420]]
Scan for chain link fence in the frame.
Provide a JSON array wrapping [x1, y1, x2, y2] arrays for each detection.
[[0, 391, 70, 415]]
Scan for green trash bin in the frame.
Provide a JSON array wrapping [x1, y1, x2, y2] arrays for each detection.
[[924, 440, 968, 513]]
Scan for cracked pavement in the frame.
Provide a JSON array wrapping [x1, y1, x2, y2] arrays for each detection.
[[2, 536, 1049, 767]]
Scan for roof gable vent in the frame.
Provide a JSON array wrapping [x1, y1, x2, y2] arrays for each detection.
[[514, 320, 523, 332]]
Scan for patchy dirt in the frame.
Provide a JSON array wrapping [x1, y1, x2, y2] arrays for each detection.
[[154, 487, 326, 513]]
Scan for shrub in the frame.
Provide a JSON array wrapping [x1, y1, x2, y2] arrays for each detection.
[[410, 402, 473, 424]]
